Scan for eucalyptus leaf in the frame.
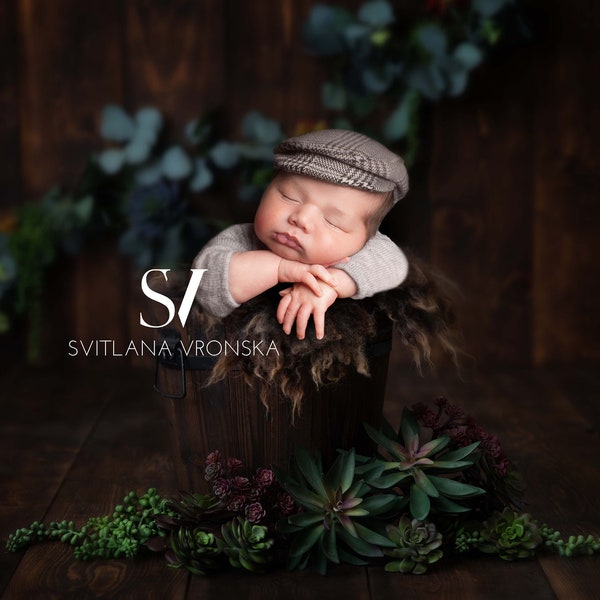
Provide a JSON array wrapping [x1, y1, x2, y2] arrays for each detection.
[[343, 23, 369, 48], [416, 24, 448, 59], [302, 5, 352, 56], [135, 161, 163, 186], [100, 104, 134, 142], [161, 145, 193, 180], [358, 0, 395, 28], [97, 148, 125, 175], [189, 158, 214, 192], [453, 42, 484, 70], [72, 195, 94, 224], [448, 68, 469, 96], [472, 0, 507, 18], [135, 106, 163, 134], [407, 65, 445, 101], [362, 66, 394, 94], [124, 137, 152, 165], [209, 141, 240, 169], [242, 111, 282, 145]]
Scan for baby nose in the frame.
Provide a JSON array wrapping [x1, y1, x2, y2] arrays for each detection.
[[289, 204, 316, 231]]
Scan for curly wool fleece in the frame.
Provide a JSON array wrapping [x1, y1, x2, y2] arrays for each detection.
[[188, 254, 460, 417]]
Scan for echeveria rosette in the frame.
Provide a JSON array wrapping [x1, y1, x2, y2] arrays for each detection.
[[217, 516, 276, 574], [384, 515, 443, 574], [362, 409, 485, 520], [276, 447, 403, 574], [166, 526, 223, 576], [479, 509, 542, 560]]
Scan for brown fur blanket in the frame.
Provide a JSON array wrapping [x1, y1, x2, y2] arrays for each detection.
[[178, 254, 460, 416]]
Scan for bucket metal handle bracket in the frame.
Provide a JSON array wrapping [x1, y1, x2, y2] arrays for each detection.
[[154, 328, 186, 399]]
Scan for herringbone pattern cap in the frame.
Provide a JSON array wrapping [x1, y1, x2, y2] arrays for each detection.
[[274, 129, 409, 204]]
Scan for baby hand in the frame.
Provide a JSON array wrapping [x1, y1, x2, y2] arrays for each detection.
[[277, 259, 340, 297], [277, 282, 338, 340]]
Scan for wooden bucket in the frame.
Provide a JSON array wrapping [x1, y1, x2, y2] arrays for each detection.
[[154, 300, 392, 492]]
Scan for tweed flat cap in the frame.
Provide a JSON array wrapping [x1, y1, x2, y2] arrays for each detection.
[[273, 129, 408, 204]]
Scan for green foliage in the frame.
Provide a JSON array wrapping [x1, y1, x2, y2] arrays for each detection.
[[384, 515, 443, 574], [361, 409, 485, 521], [218, 516, 276, 574], [478, 509, 542, 560], [6, 489, 171, 560], [2, 188, 94, 359], [302, 0, 529, 164], [276, 447, 403, 574], [455, 509, 600, 560], [167, 526, 223, 576]]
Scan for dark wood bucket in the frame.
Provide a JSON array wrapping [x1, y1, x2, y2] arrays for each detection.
[[154, 300, 392, 492]]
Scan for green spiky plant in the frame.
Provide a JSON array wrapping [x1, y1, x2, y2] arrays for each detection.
[[276, 447, 404, 574], [361, 409, 485, 520]]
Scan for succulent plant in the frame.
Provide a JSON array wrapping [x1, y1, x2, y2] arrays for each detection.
[[218, 516, 276, 573], [167, 526, 223, 576], [362, 409, 485, 520], [276, 447, 403, 574], [478, 509, 542, 560], [384, 515, 443, 574]]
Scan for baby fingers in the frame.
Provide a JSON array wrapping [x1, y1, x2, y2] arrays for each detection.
[[308, 264, 337, 287]]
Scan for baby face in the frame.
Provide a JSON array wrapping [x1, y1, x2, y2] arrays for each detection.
[[254, 173, 379, 265]]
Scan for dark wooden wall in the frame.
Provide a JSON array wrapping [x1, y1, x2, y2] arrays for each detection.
[[1, 0, 598, 367]]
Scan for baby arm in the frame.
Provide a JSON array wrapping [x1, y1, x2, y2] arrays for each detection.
[[192, 224, 339, 318], [335, 231, 408, 298], [228, 251, 339, 305]]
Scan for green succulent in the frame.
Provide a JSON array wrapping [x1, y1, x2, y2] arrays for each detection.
[[6, 489, 170, 560], [384, 515, 443, 574], [276, 447, 403, 574], [479, 509, 542, 560], [167, 526, 223, 576], [218, 516, 276, 573], [362, 409, 485, 520]]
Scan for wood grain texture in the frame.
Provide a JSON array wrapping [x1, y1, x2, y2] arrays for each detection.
[[2, 363, 600, 599], [428, 48, 535, 366], [532, 2, 600, 364], [0, 0, 19, 210], [17, 0, 123, 198]]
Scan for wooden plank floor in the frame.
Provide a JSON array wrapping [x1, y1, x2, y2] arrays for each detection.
[[1, 351, 599, 599]]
